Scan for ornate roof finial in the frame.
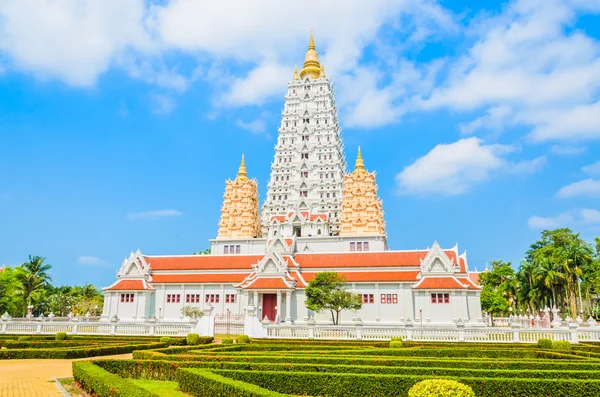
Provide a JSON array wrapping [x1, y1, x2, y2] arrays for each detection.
[[293, 65, 299, 80], [237, 154, 248, 180], [354, 146, 365, 171], [300, 29, 321, 79], [320, 63, 326, 78]]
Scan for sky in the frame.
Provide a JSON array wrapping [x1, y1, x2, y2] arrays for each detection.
[[1, 0, 600, 289]]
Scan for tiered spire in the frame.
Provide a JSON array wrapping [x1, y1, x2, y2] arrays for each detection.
[[300, 30, 322, 79], [340, 148, 386, 236], [217, 156, 261, 240]]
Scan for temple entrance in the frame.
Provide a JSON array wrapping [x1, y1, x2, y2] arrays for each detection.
[[262, 293, 277, 322]]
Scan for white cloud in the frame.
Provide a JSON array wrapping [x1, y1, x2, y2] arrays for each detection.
[[77, 256, 106, 266], [149, 94, 175, 115], [550, 145, 586, 156], [528, 207, 600, 229], [582, 161, 600, 175], [0, 0, 153, 87], [459, 105, 513, 135], [236, 119, 267, 135], [127, 209, 183, 221], [526, 101, 600, 142], [528, 212, 573, 229], [221, 62, 290, 106], [508, 155, 547, 174], [556, 179, 600, 198], [396, 137, 541, 195]]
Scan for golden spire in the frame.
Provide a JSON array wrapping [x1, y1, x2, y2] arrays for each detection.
[[300, 29, 321, 79], [293, 65, 299, 80], [320, 63, 326, 78], [354, 147, 365, 171], [237, 155, 248, 180]]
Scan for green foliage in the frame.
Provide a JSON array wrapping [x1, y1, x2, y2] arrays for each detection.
[[389, 341, 403, 348], [553, 340, 573, 351], [55, 332, 67, 341], [17, 336, 30, 342], [177, 368, 288, 396], [222, 338, 234, 345], [0, 341, 165, 359], [159, 337, 171, 345], [538, 338, 553, 349], [304, 272, 362, 325], [408, 379, 475, 397], [187, 333, 201, 345], [181, 306, 204, 319], [237, 334, 250, 344], [479, 260, 514, 317], [73, 361, 156, 397]]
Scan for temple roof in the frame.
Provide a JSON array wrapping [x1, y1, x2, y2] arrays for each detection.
[[105, 279, 154, 291]]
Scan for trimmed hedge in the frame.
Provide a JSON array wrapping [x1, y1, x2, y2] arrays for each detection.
[[553, 340, 573, 351], [538, 338, 553, 349], [409, 379, 474, 397], [177, 368, 288, 396], [0, 341, 166, 359], [73, 361, 157, 397], [210, 368, 600, 397], [55, 332, 67, 341], [93, 358, 600, 382], [187, 333, 201, 345], [238, 335, 250, 344]]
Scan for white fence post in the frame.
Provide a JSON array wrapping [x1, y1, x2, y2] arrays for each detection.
[[512, 323, 520, 343], [457, 319, 465, 342], [405, 319, 413, 341], [308, 318, 315, 339], [569, 323, 579, 344], [355, 320, 363, 340]]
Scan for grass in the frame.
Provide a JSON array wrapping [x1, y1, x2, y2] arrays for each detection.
[[57, 377, 90, 397], [131, 379, 191, 397]]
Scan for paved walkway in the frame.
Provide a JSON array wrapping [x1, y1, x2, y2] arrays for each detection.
[[0, 354, 132, 397]]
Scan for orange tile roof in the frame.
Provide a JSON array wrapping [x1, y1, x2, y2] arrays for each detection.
[[144, 255, 261, 270], [295, 252, 428, 268], [413, 277, 466, 290], [151, 273, 248, 283], [270, 215, 286, 222], [468, 272, 480, 284], [302, 271, 420, 283], [457, 277, 481, 290], [106, 279, 153, 291], [243, 278, 291, 289]]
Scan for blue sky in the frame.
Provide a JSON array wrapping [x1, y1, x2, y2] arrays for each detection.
[[1, 0, 600, 288]]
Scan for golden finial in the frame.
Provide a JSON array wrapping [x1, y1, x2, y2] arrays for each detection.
[[237, 154, 248, 180], [300, 29, 321, 79], [320, 63, 326, 78], [293, 65, 299, 80], [355, 147, 365, 171]]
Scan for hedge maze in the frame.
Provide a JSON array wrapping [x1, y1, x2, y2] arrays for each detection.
[[67, 338, 600, 397]]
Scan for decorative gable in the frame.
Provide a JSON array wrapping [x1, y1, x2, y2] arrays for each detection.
[[420, 242, 455, 276]]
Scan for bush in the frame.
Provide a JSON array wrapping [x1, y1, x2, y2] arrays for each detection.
[[553, 340, 573, 351], [222, 338, 234, 345], [55, 332, 67, 341], [409, 379, 475, 397], [238, 335, 250, 344], [73, 361, 154, 397], [390, 337, 403, 348], [187, 333, 201, 346], [159, 336, 171, 345], [17, 336, 31, 342], [0, 341, 165, 359], [177, 368, 287, 396], [538, 338, 553, 349]]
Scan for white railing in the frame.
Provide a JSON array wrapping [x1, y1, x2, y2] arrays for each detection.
[[0, 319, 195, 337], [264, 320, 600, 344]]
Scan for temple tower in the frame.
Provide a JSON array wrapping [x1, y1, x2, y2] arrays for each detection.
[[217, 156, 261, 240], [261, 32, 347, 238], [340, 148, 386, 236]]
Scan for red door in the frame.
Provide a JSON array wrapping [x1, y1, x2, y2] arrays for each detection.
[[262, 294, 277, 322]]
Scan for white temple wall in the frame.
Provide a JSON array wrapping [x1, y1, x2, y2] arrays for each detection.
[[210, 238, 267, 255]]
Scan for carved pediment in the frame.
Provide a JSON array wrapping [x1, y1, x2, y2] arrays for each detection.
[[420, 242, 454, 275], [255, 251, 289, 275]]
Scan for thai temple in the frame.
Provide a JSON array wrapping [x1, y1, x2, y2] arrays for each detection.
[[102, 33, 483, 327]]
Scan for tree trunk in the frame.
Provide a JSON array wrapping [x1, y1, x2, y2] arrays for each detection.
[[330, 309, 336, 325]]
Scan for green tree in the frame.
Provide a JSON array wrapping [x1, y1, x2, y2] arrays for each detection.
[[304, 272, 362, 325], [0, 267, 23, 316], [479, 261, 515, 320], [14, 255, 52, 315]]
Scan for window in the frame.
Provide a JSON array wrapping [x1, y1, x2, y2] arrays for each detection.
[[350, 242, 356, 251], [205, 294, 220, 304], [302, 135, 309, 141], [301, 153, 309, 159], [236, 245, 241, 254], [381, 294, 398, 304], [120, 293, 134, 303], [362, 294, 374, 304], [431, 293, 450, 304], [186, 294, 201, 303], [224, 246, 228, 254], [357, 242, 363, 252], [300, 191, 308, 197], [166, 294, 180, 304], [301, 171, 308, 178], [225, 294, 236, 304], [363, 242, 369, 251]]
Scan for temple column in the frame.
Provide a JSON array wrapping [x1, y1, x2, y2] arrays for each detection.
[[285, 290, 292, 323], [276, 291, 282, 323]]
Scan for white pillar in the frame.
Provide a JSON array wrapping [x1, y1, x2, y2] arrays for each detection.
[[276, 291, 282, 323], [285, 290, 292, 323]]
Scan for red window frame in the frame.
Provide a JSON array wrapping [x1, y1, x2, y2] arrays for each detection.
[[363, 242, 369, 251], [350, 242, 355, 251], [392, 294, 398, 304], [357, 242, 362, 252], [362, 294, 374, 304]]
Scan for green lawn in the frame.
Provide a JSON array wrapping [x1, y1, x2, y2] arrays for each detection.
[[131, 379, 191, 397]]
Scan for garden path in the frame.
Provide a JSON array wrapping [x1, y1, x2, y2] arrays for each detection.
[[0, 354, 132, 397]]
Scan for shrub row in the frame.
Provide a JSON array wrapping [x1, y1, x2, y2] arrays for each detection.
[[132, 351, 596, 371], [73, 361, 157, 397], [4, 340, 130, 349], [0, 341, 166, 359], [93, 358, 600, 382], [211, 368, 600, 397], [176, 368, 288, 396]]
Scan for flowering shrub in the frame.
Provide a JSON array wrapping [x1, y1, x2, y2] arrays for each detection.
[[408, 379, 475, 397]]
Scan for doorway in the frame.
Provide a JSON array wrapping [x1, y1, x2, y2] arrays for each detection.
[[262, 294, 277, 322]]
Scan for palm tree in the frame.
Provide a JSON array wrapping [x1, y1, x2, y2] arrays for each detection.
[[533, 256, 563, 309], [14, 256, 52, 316]]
